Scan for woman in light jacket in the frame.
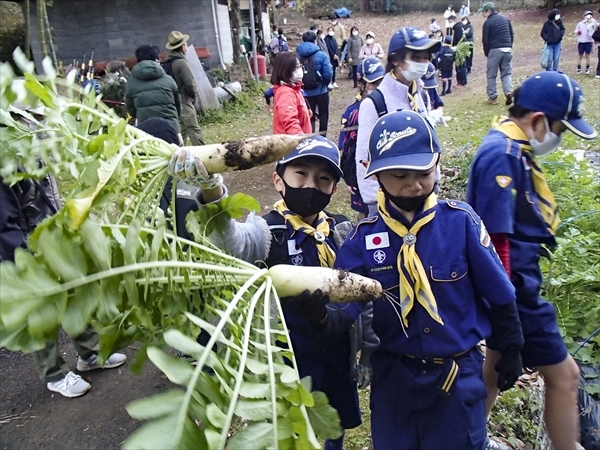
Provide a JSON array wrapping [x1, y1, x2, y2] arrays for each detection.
[[359, 31, 385, 60], [271, 52, 312, 135]]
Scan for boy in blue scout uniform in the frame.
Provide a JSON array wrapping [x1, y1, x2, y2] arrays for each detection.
[[334, 110, 525, 450], [467, 71, 598, 450], [168, 136, 376, 450]]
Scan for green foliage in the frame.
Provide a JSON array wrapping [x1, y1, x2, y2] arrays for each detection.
[[0, 50, 342, 448], [198, 90, 264, 126], [488, 383, 544, 449], [454, 37, 472, 67], [539, 151, 600, 364]]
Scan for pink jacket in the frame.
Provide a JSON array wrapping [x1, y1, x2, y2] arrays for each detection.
[[359, 43, 385, 59]]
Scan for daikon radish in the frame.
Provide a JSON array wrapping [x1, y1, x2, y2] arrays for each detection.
[[188, 134, 310, 174], [268, 265, 383, 303]]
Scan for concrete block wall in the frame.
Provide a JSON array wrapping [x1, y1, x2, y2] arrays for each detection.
[[37, 0, 223, 68]]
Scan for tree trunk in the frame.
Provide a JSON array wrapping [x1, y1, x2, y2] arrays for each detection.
[[230, 0, 241, 64], [38, 0, 47, 58], [25, 0, 30, 58], [253, 0, 264, 53], [361, 0, 369, 13], [42, 0, 57, 68]]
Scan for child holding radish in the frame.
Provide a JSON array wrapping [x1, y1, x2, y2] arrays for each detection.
[[333, 110, 525, 450], [168, 136, 378, 450]]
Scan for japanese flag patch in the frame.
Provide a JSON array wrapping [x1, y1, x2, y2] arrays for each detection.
[[366, 232, 390, 250], [287, 240, 302, 255], [495, 175, 512, 188]]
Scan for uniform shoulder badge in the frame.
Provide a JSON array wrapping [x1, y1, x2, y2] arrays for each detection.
[[495, 175, 512, 188]]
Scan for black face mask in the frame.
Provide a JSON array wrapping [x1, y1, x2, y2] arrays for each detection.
[[380, 184, 435, 212], [281, 178, 332, 218]]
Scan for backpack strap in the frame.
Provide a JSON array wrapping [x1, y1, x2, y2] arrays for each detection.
[[365, 88, 388, 117], [262, 210, 290, 268]]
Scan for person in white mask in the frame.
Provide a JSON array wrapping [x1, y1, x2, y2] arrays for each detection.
[[468, 71, 597, 450], [354, 26, 441, 216]]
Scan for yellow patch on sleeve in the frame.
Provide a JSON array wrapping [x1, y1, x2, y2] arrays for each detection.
[[495, 175, 512, 188]]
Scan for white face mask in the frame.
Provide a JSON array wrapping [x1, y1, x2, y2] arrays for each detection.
[[462, 20, 468, 25], [528, 117, 562, 156], [400, 60, 429, 81], [328, 30, 335, 36], [292, 68, 304, 82], [585, 15, 592, 21], [331, 20, 338, 25], [352, 31, 359, 36], [366, 38, 374, 45], [554, 14, 560, 20]]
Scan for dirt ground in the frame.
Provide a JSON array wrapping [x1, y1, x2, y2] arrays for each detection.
[[1, 4, 599, 449]]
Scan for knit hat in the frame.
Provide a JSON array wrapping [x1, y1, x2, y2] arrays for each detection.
[[478, 2, 495, 12], [515, 72, 598, 140]]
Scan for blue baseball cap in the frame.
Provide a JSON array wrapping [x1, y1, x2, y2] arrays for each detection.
[[388, 26, 441, 55], [365, 110, 441, 177], [357, 56, 385, 83], [515, 72, 598, 140], [421, 62, 438, 88], [277, 135, 344, 179]]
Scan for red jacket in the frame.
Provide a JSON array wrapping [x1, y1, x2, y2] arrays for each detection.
[[273, 83, 312, 135]]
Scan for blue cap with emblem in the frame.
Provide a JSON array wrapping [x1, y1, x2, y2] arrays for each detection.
[[277, 135, 344, 179], [365, 110, 441, 177], [388, 26, 441, 55], [515, 71, 598, 140], [421, 62, 438, 88], [357, 56, 385, 83]]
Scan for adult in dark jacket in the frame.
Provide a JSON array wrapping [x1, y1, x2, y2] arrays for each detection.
[[481, 2, 514, 106], [450, 15, 464, 46], [462, 16, 475, 72], [125, 45, 181, 134], [296, 31, 333, 137], [163, 31, 204, 145], [540, 9, 566, 71], [324, 27, 340, 87]]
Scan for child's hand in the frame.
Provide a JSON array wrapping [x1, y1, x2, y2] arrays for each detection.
[[577, 30, 582, 35], [264, 104, 272, 114], [168, 147, 223, 190], [356, 364, 373, 389]]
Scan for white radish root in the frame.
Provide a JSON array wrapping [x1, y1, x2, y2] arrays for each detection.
[[186, 134, 310, 174], [268, 265, 383, 303]]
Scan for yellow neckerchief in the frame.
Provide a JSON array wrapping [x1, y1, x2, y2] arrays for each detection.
[[377, 190, 443, 327], [492, 117, 560, 234], [274, 199, 336, 267], [389, 71, 420, 112]]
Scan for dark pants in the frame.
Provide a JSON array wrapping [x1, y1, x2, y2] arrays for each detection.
[[306, 93, 329, 137], [456, 63, 468, 85], [351, 65, 358, 86], [597, 45, 600, 76], [466, 43, 473, 72]]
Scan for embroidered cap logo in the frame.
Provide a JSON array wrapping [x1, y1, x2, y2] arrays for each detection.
[[367, 61, 383, 74], [296, 138, 334, 153], [376, 127, 418, 155]]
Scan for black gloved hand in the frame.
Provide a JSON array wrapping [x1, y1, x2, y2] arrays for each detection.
[[495, 349, 523, 391], [280, 289, 329, 323]]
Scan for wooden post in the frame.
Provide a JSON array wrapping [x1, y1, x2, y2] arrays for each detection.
[[229, 0, 241, 65]]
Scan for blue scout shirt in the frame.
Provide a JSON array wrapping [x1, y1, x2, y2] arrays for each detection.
[[334, 199, 515, 357], [467, 121, 555, 299]]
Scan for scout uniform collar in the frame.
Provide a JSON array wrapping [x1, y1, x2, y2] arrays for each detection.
[[274, 200, 336, 267], [376, 189, 444, 327], [493, 117, 560, 234]]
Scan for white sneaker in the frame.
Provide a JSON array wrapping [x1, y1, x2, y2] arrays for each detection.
[[47, 371, 91, 398], [585, 68, 590, 75], [327, 83, 334, 89], [77, 353, 127, 372], [333, 82, 339, 88]]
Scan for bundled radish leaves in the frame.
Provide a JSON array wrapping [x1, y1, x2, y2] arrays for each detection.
[[0, 51, 342, 449]]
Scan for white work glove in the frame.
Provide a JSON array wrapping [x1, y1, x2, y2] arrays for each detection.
[[427, 109, 451, 128], [356, 364, 373, 389], [167, 146, 223, 189]]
